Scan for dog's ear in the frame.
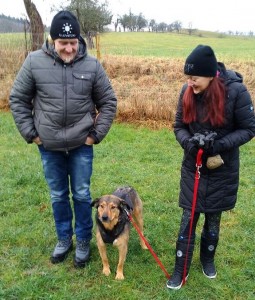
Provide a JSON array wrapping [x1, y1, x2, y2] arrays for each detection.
[[91, 198, 100, 208]]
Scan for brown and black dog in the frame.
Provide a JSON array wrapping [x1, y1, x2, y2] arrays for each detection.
[[91, 186, 148, 280]]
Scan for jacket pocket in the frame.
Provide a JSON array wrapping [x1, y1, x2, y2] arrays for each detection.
[[72, 72, 92, 95]]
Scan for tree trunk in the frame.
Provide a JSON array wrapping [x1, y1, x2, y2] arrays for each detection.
[[23, 0, 44, 50]]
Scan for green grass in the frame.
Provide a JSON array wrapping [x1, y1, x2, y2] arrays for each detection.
[[2, 31, 255, 61], [94, 32, 255, 61], [0, 112, 254, 299]]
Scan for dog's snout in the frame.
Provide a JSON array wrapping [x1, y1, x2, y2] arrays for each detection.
[[102, 214, 109, 222]]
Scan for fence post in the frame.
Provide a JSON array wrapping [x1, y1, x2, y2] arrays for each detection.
[[96, 32, 101, 60]]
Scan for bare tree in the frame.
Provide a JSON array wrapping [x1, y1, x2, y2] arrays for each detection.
[[119, 14, 130, 32], [149, 19, 156, 32], [187, 22, 196, 36], [69, 0, 112, 34], [23, 0, 44, 51], [113, 17, 120, 32], [172, 20, 182, 33]]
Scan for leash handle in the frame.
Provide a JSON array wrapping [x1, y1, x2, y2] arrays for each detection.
[[182, 148, 203, 286], [124, 209, 170, 279]]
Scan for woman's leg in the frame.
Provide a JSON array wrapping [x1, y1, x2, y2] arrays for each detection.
[[200, 212, 222, 278], [167, 209, 200, 290]]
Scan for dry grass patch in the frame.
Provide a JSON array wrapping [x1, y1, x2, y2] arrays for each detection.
[[102, 55, 184, 129], [1, 50, 254, 128], [102, 55, 255, 129], [0, 48, 25, 110]]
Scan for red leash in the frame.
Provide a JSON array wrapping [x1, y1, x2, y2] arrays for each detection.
[[124, 209, 171, 279], [182, 148, 204, 285], [124, 148, 203, 282]]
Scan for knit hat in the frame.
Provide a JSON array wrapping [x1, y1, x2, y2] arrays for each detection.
[[50, 11, 80, 40], [184, 45, 218, 77]]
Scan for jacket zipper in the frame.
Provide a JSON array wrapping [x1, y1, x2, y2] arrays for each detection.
[[63, 64, 68, 153]]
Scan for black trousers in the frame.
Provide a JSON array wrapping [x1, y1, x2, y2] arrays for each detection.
[[177, 209, 222, 241]]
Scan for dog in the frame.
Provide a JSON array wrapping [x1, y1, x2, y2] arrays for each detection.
[[91, 186, 148, 280]]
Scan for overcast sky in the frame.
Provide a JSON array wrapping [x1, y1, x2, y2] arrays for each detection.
[[1, 0, 254, 33]]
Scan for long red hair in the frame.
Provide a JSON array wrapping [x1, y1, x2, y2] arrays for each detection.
[[182, 77, 226, 126]]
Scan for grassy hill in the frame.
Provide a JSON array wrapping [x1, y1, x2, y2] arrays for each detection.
[[95, 31, 255, 60]]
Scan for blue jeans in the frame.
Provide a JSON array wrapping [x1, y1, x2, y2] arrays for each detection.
[[38, 145, 93, 242]]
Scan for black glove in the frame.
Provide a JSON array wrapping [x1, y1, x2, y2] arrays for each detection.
[[189, 131, 217, 151], [203, 131, 217, 150], [207, 140, 222, 155], [185, 140, 198, 156], [189, 133, 206, 148]]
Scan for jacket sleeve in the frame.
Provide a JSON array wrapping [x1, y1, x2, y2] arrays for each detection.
[[212, 84, 255, 154], [89, 61, 117, 143], [173, 86, 192, 149], [9, 54, 38, 143]]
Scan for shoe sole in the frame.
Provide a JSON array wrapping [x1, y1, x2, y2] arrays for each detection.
[[166, 282, 182, 290], [50, 244, 73, 264], [73, 255, 90, 268], [202, 268, 217, 279]]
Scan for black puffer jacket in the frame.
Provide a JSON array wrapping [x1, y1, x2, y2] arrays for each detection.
[[174, 63, 255, 213], [10, 36, 117, 151]]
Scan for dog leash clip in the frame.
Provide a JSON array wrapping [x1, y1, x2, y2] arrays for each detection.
[[124, 208, 131, 220], [195, 149, 203, 179], [195, 163, 202, 179]]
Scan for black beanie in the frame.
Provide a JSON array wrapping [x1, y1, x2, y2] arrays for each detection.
[[184, 45, 218, 77], [50, 11, 80, 40]]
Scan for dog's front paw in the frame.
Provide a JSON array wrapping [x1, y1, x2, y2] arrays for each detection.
[[113, 239, 118, 246], [102, 266, 111, 276], [140, 239, 148, 250], [140, 241, 148, 250], [115, 272, 124, 280]]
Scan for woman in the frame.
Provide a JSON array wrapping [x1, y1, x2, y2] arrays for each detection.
[[167, 45, 255, 290]]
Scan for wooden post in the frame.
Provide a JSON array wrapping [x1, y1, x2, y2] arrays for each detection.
[[96, 32, 101, 60]]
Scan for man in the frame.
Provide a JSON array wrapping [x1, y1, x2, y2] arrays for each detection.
[[9, 11, 117, 268]]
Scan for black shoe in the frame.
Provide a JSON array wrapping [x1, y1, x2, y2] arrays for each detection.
[[50, 239, 73, 264], [202, 261, 217, 279], [74, 240, 90, 268], [166, 272, 188, 290]]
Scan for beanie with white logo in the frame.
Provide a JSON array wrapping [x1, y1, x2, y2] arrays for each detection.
[[50, 10, 80, 40]]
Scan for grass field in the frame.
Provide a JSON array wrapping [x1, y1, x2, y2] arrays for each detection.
[[96, 32, 255, 61], [0, 112, 254, 299], [1, 31, 255, 61], [1, 31, 255, 299]]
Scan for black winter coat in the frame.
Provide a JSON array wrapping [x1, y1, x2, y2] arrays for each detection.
[[174, 63, 255, 213]]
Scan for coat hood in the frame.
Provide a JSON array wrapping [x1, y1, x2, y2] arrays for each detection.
[[218, 62, 243, 85]]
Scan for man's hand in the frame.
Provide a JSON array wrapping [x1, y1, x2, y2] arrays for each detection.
[[85, 136, 95, 145], [33, 137, 42, 145]]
